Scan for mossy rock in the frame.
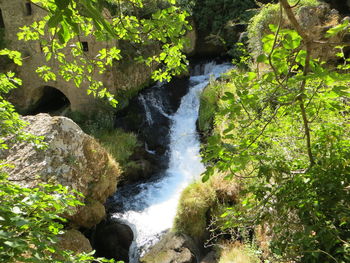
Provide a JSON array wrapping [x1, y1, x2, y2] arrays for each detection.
[[140, 232, 199, 263]]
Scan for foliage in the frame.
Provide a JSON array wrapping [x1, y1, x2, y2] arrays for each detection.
[[95, 129, 140, 166], [193, 0, 256, 33], [0, 170, 119, 263], [68, 110, 140, 166], [0, 0, 190, 262], [201, 4, 350, 262], [198, 71, 237, 135], [17, 0, 190, 107], [0, 50, 46, 150], [247, 0, 319, 58], [191, 0, 257, 56]]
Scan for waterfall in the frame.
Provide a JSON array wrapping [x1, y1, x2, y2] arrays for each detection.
[[111, 62, 232, 262]]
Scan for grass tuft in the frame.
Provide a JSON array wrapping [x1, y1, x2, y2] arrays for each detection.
[[173, 173, 240, 244], [218, 242, 260, 263]]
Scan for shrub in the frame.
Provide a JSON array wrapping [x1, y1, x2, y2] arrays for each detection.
[[198, 72, 235, 135], [192, 0, 257, 56], [68, 110, 140, 171], [0, 171, 116, 263], [247, 0, 319, 58], [202, 21, 350, 262]]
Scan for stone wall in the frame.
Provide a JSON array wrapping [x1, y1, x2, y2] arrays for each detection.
[[0, 0, 157, 114]]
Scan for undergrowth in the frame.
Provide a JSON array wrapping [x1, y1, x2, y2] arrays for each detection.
[[67, 111, 140, 167]]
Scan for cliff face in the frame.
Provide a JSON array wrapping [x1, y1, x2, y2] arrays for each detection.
[[0, 113, 121, 229]]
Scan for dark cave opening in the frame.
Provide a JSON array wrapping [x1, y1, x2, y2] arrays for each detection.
[[30, 86, 70, 115]]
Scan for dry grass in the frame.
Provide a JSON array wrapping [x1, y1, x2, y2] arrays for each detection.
[[173, 181, 216, 243], [218, 242, 260, 263], [210, 173, 241, 204], [173, 172, 241, 244]]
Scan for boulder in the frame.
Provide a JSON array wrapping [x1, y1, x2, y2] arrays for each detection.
[[0, 113, 121, 228], [57, 229, 93, 254], [296, 4, 343, 63], [92, 220, 134, 262], [140, 232, 200, 263]]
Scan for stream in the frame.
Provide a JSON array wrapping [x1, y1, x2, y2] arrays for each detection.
[[110, 61, 232, 262]]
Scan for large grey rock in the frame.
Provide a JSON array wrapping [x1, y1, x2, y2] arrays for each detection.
[[0, 113, 121, 228], [140, 232, 200, 263]]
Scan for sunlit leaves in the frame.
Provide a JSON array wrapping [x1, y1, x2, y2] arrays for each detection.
[[201, 22, 350, 262], [36, 66, 56, 81], [0, 49, 22, 66], [0, 172, 118, 263], [326, 19, 349, 38], [17, 0, 190, 108]]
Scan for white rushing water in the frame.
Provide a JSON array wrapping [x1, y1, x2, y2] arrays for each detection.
[[112, 62, 232, 262]]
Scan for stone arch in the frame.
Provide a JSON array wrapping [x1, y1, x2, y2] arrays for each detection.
[[29, 86, 71, 115]]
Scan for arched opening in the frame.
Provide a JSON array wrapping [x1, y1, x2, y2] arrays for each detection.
[[29, 86, 70, 115]]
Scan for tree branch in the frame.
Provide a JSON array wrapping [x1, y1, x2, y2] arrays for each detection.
[[279, 0, 315, 166]]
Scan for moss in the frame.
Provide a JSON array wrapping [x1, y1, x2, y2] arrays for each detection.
[[173, 174, 240, 244], [198, 81, 222, 134], [67, 110, 140, 168], [198, 71, 236, 136], [173, 181, 216, 243]]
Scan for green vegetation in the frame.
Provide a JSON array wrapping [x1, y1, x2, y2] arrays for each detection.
[[68, 111, 140, 169], [19, 0, 190, 106], [173, 181, 216, 243], [247, 0, 319, 57], [173, 174, 240, 244], [198, 75, 234, 135], [0, 0, 190, 261], [95, 129, 140, 166], [191, 0, 257, 56], [193, 0, 256, 32], [0, 170, 118, 263], [200, 1, 350, 262]]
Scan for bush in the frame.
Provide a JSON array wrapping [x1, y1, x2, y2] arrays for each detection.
[[0, 171, 116, 263], [173, 181, 216, 243], [247, 0, 319, 58], [192, 0, 257, 56], [202, 22, 350, 262], [193, 0, 256, 33], [68, 110, 140, 170]]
